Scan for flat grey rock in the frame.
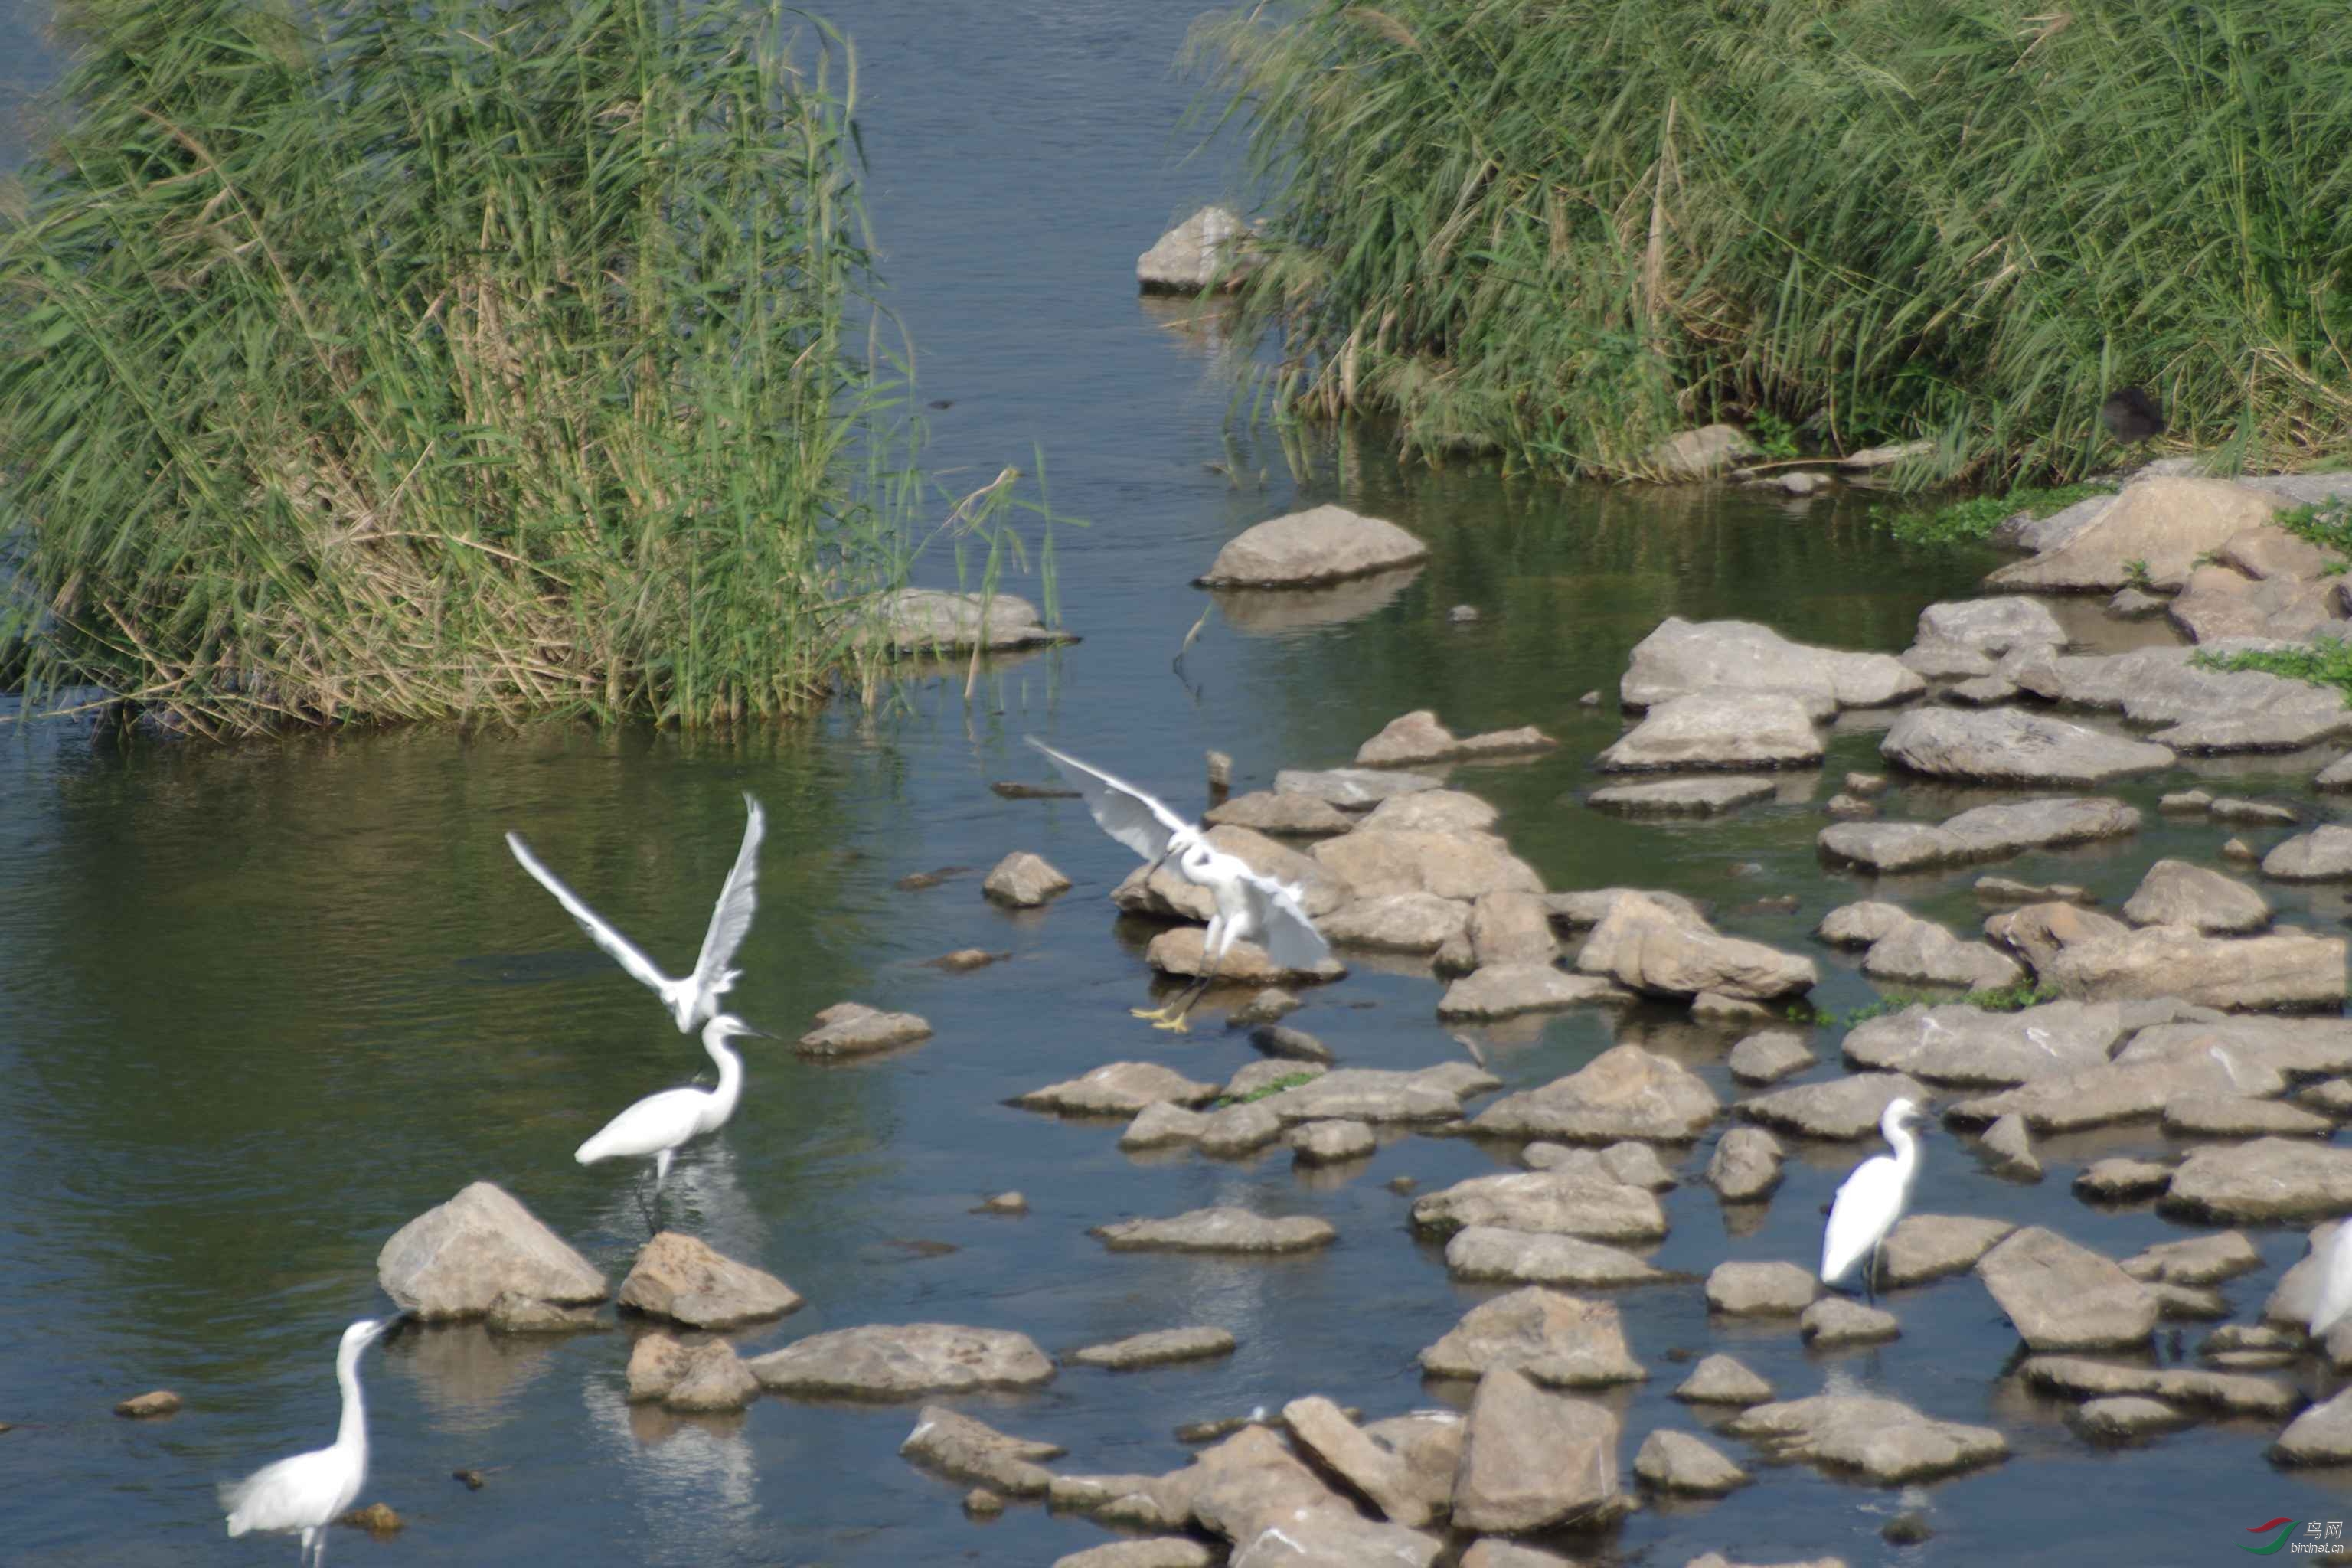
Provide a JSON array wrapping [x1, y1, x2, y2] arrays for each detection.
[[1635, 1429, 1751, 1494], [1599, 691, 1824, 772], [1819, 796, 2139, 873], [1589, 776, 1777, 815], [1409, 1170, 1668, 1244], [1071, 1328, 1236, 1370], [1419, 1287, 1645, 1387], [2121, 858, 2270, 933], [2164, 1138, 2352, 1221], [749, 1324, 1054, 1399], [1470, 1044, 1719, 1142], [1620, 616, 1923, 710], [1093, 1207, 1336, 1253], [1740, 1072, 1932, 1140], [1443, 1227, 1669, 1289], [1274, 766, 1444, 807], [1879, 708, 2174, 786], [901, 1406, 1064, 1496], [1725, 1393, 2007, 1482], [1197, 505, 1429, 588], [1975, 1227, 2158, 1350]]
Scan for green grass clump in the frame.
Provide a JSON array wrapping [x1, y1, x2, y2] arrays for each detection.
[[1881, 485, 2111, 547], [1213, 1070, 1320, 1108], [0, 0, 1039, 737], [2272, 501, 2352, 558], [2191, 640, 2352, 706], [1189, 0, 2352, 483], [1789, 982, 2056, 1027]]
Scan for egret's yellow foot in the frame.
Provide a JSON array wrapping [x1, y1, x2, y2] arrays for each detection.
[[1151, 1013, 1193, 1034], [1130, 1004, 1174, 1022]]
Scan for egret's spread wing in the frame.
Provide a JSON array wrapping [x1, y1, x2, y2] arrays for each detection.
[[1025, 738, 1192, 862], [506, 832, 677, 994], [689, 795, 766, 989], [1237, 867, 1330, 971]]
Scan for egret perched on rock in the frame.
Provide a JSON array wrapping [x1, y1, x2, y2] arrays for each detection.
[[577, 1012, 771, 1230], [505, 794, 765, 1032], [1026, 737, 1328, 1031], [1820, 1097, 1926, 1303], [2308, 1223, 2352, 1342], [220, 1318, 389, 1566]]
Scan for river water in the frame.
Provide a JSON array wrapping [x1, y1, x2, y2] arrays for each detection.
[[6, 3, 2351, 1564]]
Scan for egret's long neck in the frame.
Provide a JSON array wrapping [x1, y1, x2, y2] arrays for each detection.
[[1886, 1122, 1919, 1191], [332, 1339, 369, 1461], [704, 1034, 744, 1126]]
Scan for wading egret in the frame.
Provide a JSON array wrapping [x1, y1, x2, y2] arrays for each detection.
[[1025, 738, 1328, 1031], [577, 1012, 771, 1230], [1820, 1097, 1926, 1303], [2310, 1223, 2352, 1341], [220, 1318, 388, 1566], [2100, 386, 2166, 446], [505, 794, 765, 1032]]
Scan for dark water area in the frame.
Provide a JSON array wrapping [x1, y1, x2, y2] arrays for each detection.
[[7, 3, 2352, 1565]]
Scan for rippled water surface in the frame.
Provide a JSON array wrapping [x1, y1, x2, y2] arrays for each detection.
[[8, 3, 2352, 1564]]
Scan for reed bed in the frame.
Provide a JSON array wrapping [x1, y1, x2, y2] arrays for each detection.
[[1190, 0, 2352, 482], [0, 0, 1009, 735]]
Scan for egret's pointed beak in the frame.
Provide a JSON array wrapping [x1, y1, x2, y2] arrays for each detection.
[[374, 1313, 418, 1348], [741, 1024, 778, 1040]]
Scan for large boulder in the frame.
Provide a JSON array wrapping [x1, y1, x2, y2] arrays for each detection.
[[1451, 1367, 1626, 1532], [1138, 205, 1252, 292], [1879, 708, 2174, 786], [1312, 828, 1543, 902], [749, 1324, 1055, 1399], [2120, 859, 2271, 933], [1643, 425, 1761, 481], [1818, 797, 2139, 874], [1204, 790, 1356, 837], [377, 1182, 606, 1321], [2262, 825, 2352, 882], [1196, 506, 1429, 588], [868, 588, 1074, 654], [1573, 892, 1815, 1001], [1280, 1396, 1437, 1527], [1620, 617, 1923, 710], [1321, 892, 1470, 953], [1597, 692, 1824, 772], [1985, 476, 2285, 592], [1841, 1002, 2124, 1086], [1974, 1227, 2158, 1350], [1858, 916, 2026, 991], [618, 1233, 802, 1329], [1469, 1044, 1720, 1142], [2040, 927, 2347, 1011]]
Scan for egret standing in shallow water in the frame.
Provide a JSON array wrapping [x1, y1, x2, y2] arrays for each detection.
[[505, 794, 765, 1033], [577, 1012, 771, 1230], [1820, 1097, 1926, 1304], [220, 1318, 388, 1566], [1025, 737, 1329, 1031]]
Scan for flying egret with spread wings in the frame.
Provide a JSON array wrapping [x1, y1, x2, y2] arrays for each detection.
[[220, 1318, 389, 1566], [506, 795, 764, 1032], [1820, 1096, 1926, 1304], [1026, 737, 1328, 1031]]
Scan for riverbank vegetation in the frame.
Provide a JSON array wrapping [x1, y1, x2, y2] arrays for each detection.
[[0, 0, 1034, 737], [1191, 0, 2352, 484]]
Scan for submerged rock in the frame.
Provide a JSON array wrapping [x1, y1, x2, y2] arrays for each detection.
[[1589, 777, 1777, 816], [1274, 766, 1444, 808], [377, 1181, 606, 1321], [1093, 1207, 1335, 1253], [1197, 505, 1429, 588], [1016, 1062, 1220, 1116], [748, 1324, 1054, 1399]]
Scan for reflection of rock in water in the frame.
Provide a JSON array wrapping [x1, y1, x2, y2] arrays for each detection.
[[390, 1323, 564, 1434], [582, 1378, 760, 1562], [1210, 567, 1422, 635]]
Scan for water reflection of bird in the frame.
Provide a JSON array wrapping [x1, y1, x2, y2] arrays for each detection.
[[2099, 386, 2166, 446], [1821, 1098, 1925, 1304], [220, 1318, 387, 1566], [505, 794, 765, 1032], [578, 1014, 772, 1232], [1025, 737, 1330, 1031]]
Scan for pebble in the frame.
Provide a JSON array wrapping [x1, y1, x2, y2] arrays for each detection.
[[1230, 988, 1300, 1025], [113, 1390, 181, 1419], [1673, 1354, 1774, 1406], [975, 1191, 1029, 1215], [2221, 837, 2259, 862], [1844, 772, 1890, 796], [2075, 1158, 2174, 1201], [929, 948, 1006, 972], [452, 1468, 487, 1490], [338, 1504, 403, 1535], [1387, 1175, 1419, 1195], [962, 1488, 1004, 1518]]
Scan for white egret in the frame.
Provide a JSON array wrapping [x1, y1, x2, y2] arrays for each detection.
[[1025, 737, 1328, 1031], [505, 794, 765, 1033], [220, 1318, 388, 1566], [577, 1012, 771, 1230], [2309, 1223, 2352, 1341], [1820, 1097, 1926, 1303]]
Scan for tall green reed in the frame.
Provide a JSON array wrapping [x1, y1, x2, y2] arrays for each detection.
[[0, 0, 1033, 734], [1189, 0, 2352, 484]]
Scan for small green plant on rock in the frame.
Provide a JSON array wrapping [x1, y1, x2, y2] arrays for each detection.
[[1213, 1071, 1318, 1108]]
